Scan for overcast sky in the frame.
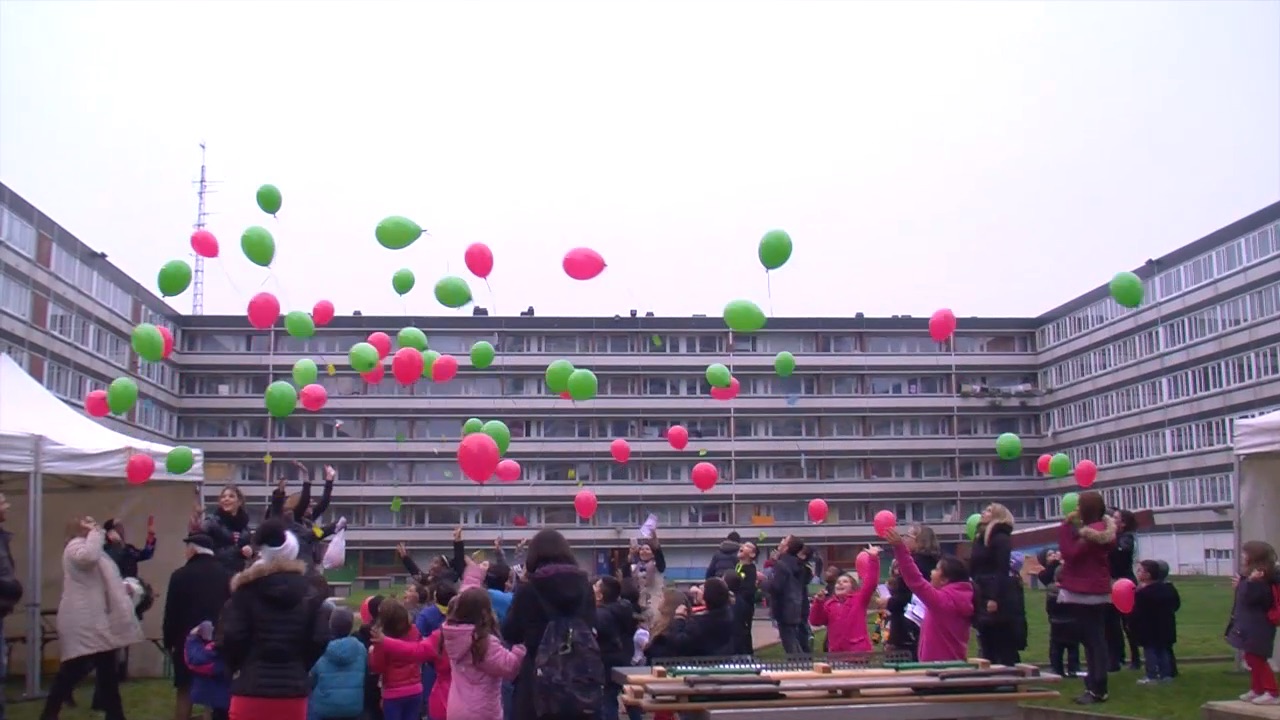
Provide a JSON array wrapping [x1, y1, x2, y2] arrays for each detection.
[[1, 1, 1277, 321]]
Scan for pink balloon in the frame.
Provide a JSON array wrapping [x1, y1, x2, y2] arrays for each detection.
[[855, 550, 873, 577], [157, 326, 174, 359], [126, 454, 155, 485], [574, 489, 598, 519], [873, 509, 897, 538], [929, 308, 957, 343], [559, 391, 572, 400], [691, 462, 718, 492], [85, 390, 109, 418], [190, 229, 219, 258], [1037, 453, 1052, 474], [246, 292, 280, 330], [391, 347, 424, 386], [808, 498, 829, 524], [367, 332, 392, 359], [667, 425, 689, 450], [432, 354, 459, 383], [299, 383, 328, 412], [710, 376, 741, 401], [1112, 578, 1136, 614], [361, 364, 385, 385], [465, 243, 494, 279], [312, 300, 335, 326], [496, 459, 522, 482], [457, 433, 500, 483], [512, 514, 528, 527], [610, 438, 631, 464], [1075, 459, 1098, 488], [562, 247, 606, 280]]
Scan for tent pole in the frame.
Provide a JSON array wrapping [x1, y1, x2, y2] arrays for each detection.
[[24, 436, 44, 698], [1232, 456, 1244, 671]]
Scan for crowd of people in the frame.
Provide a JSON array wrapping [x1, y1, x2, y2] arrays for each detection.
[[0, 480, 1277, 719]]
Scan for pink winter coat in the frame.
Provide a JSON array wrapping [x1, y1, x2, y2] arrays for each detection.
[[892, 544, 974, 662], [808, 553, 880, 652], [377, 625, 525, 720]]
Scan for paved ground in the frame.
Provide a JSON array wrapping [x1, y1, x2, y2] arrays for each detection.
[[751, 618, 779, 650]]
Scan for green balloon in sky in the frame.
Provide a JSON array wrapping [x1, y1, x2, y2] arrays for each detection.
[[264, 380, 297, 418], [470, 340, 496, 370], [284, 311, 315, 339], [157, 260, 192, 297], [106, 377, 138, 415], [392, 268, 416, 296], [376, 216, 423, 250], [705, 363, 731, 388], [434, 276, 473, 309], [131, 323, 165, 362], [462, 417, 484, 435], [567, 368, 598, 401], [292, 358, 318, 386], [1061, 492, 1080, 516], [348, 342, 379, 373], [398, 327, 428, 351], [1049, 453, 1072, 478], [995, 432, 1023, 460], [545, 359, 575, 394], [774, 351, 796, 378], [1110, 271, 1144, 309], [240, 226, 276, 267], [758, 229, 793, 271], [723, 299, 766, 333], [965, 513, 981, 541], [256, 184, 282, 215], [166, 446, 195, 474], [482, 419, 511, 456]]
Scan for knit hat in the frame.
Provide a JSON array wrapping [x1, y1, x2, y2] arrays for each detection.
[[360, 594, 385, 626], [253, 519, 299, 564], [329, 607, 355, 638]]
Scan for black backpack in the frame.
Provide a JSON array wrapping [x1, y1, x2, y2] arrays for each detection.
[[532, 586, 604, 718]]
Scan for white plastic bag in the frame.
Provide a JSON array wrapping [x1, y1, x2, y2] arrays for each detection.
[[321, 518, 347, 570]]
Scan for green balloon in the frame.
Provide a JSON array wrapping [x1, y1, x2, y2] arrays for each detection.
[[421, 350, 440, 377], [545, 359, 575, 393], [705, 363, 731, 388], [434, 276, 473, 309], [284, 311, 315, 339], [240, 226, 276, 267], [1049, 453, 1072, 478], [1061, 492, 1080, 516], [723, 299, 766, 333], [995, 432, 1023, 460], [482, 419, 511, 456], [264, 380, 297, 418], [774, 351, 796, 377], [292, 358, 318, 386], [398, 327, 428, 351], [166, 446, 195, 474], [392, 268, 416, 296], [470, 341, 496, 370], [375, 216, 423, 250], [106, 377, 138, 415], [965, 513, 982, 541], [462, 418, 484, 435], [131, 323, 165, 362], [567, 368, 598, 401], [156, 260, 192, 297], [1110, 271, 1144, 309], [758, 229, 793, 271], [256, 184, 282, 215], [348, 342, 379, 373]]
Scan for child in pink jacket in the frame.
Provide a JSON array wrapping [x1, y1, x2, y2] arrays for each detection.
[[808, 547, 881, 652], [885, 529, 974, 662]]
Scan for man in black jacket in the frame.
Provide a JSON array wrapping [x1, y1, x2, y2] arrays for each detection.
[[705, 532, 741, 580], [162, 532, 233, 720], [0, 494, 23, 720]]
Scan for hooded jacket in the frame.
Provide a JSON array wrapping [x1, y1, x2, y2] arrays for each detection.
[[197, 507, 253, 574], [892, 544, 973, 662], [368, 625, 423, 700], [768, 552, 807, 625], [670, 605, 736, 657], [308, 635, 367, 718], [184, 634, 231, 711], [417, 629, 453, 720], [809, 553, 880, 653], [705, 540, 740, 580], [1130, 580, 1181, 648], [596, 598, 640, 670], [219, 558, 330, 698], [1056, 516, 1117, 596]]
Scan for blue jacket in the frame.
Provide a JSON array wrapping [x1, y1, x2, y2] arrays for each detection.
[[308, 636, 366, 719], [488, 588, 513, 624], [415, 604, 447, 638], [184, 635, 231, 711]]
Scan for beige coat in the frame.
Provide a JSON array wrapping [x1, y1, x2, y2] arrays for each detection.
[[56, 528, 144, 660]]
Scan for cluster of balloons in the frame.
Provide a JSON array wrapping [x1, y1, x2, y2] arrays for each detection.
[[544, 359, 599, 401], [1035, 452, 1098, 488]]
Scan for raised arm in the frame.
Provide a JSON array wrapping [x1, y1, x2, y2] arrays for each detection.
[[450, 526, 466, 577], [855, 549, 882, 607], [137, 515, 157, 562], [65, 526, 106, 570], [311, 465, 336, 518]]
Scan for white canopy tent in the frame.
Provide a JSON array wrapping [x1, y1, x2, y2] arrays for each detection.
[[0, 353, 204, 696], [1231, 410, 1280, 671]]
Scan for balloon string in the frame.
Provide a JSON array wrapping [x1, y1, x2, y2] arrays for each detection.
[[484, 279, 497, 317], [766, 272, 775, 316]]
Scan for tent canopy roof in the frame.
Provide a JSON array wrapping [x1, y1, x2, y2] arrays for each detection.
[[1233, 410, 1280, 457]]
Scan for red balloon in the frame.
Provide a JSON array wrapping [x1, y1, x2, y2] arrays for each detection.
[[1112, 578, 1136, 614], [300, 383, 328, 411], [610, 438, 631, 464], [559, 391, 572, 400], [367, 332, 392, 359], [464, 243, 494, 279], [432, 354, 459, 383], [512, 514, 528, 527], [667, 425, 689, 450], [126, 454, 155, 485], [312, 300, 335, 326], [84, 389, 109, 418], [562, 247, 606, 280], [457, 433, 500, 483], [247, 292, 280, 330], [808, 498, 829, 524], [710, 377, 740, 401], [157, 326, 174, 359], [190, 229, 219, 258], [1036, 453, 1053, 474], [928, 308, 957, 343], [1075, 459, 1098, 488], [496, 459, 522, 482], [361, 364, 385, 385], [873, 509, 897, 538], [574, 489, 598, 519], [391, 347, 424, 385], [691, 462, 718, 492]]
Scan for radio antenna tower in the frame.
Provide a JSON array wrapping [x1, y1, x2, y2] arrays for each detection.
[[191, 143, 218, 315]]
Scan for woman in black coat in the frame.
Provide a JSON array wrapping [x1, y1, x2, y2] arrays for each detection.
[[1106, 509, 1141, 670], [886, 524, 941, 661], [192, 485, 254, 574], [969, 504, 1028, 666]]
